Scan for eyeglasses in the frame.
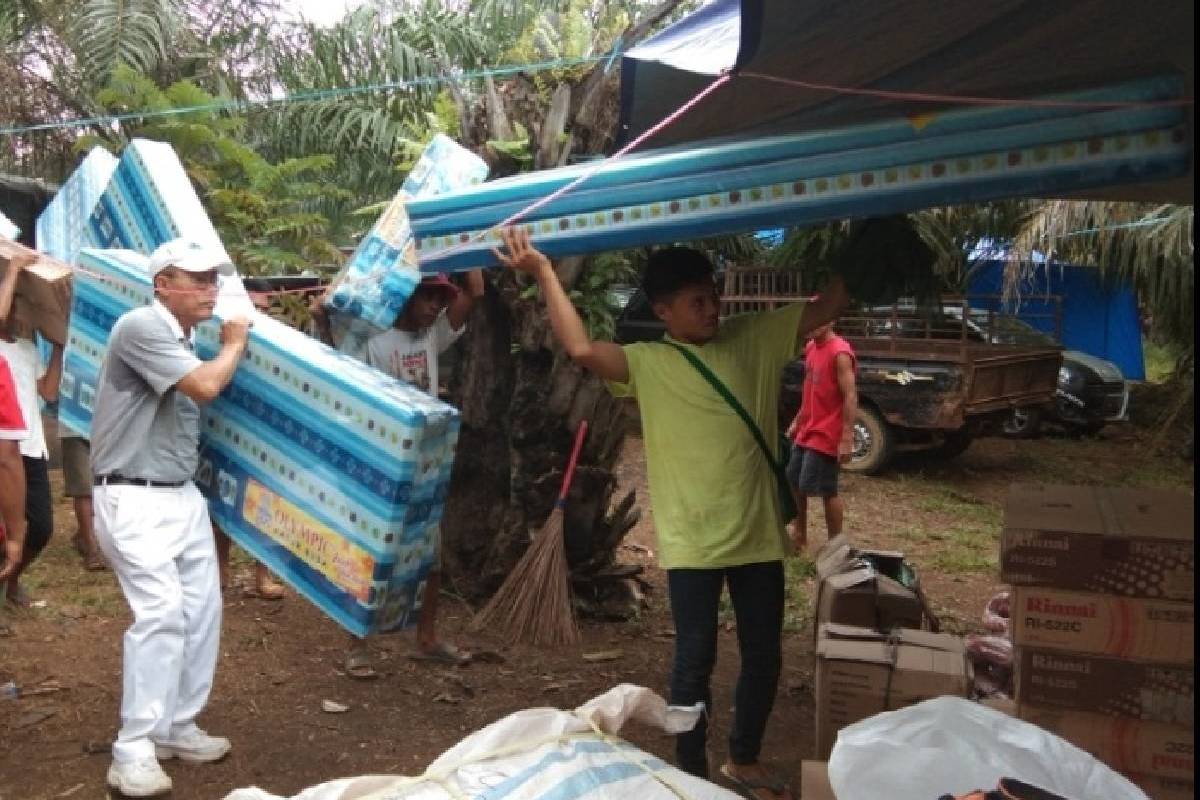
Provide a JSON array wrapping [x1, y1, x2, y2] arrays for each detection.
[[173, 271, 220, 287]]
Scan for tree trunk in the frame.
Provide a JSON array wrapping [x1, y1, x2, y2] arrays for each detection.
[[439, 0, 687, 610], [442, 274, 637, 602]]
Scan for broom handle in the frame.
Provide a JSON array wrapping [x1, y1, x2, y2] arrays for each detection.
[[556, 421, 589, 507]]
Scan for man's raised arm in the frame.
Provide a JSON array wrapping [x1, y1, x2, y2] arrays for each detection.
[[493, 228, 629, 384]]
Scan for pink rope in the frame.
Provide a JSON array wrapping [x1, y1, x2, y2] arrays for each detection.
[[61, 72, 735, 301], [739, 71, 1194, 109], [418, 72, 734, 263]]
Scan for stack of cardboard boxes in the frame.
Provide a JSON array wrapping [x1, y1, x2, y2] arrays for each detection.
[[811, 535, 972, 760], [1003, 484, 1195, 799]]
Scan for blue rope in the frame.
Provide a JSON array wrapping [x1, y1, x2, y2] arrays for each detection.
[[0, 54, 613, 137], [1062, 218, 1177, 237]]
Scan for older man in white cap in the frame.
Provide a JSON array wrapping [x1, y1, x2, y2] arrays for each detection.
[[91, 238, 251, 797]]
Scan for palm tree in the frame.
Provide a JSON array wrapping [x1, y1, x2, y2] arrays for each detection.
[[0, 0, 280, 179], [1010, 201, 1194, 369]]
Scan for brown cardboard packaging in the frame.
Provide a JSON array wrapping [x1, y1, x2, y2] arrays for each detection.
[[1002, 484, 1195, 602], [1018, 705, 1195, 780], [0, 237, 73, 345], [1016, 647, 1194, 727], [1011, 586, 1194, 664], [814, 623, 970, 759], [800, 761, 835, 800], [814, 535, 931, 640], [1124, 772, 1195, 800]]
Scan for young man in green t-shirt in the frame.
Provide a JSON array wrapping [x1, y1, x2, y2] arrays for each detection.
[[495, 228, 847, 800]]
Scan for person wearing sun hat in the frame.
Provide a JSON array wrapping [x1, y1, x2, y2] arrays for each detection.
[[328, 269, 483, 677], [90, 238, 252, 797]]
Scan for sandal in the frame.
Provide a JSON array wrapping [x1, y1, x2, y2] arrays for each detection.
[[344, 645, 379, 680], [409, 641, 472, 666], [244, 576, 285, 601], [719, 763, 791, 800], [83, 549, 107, 571], [4, 585, 31, 608]]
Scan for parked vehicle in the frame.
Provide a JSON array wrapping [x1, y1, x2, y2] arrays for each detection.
[[941, 306, 1130, 437], [780, 302, 1062, 472], [613, 288, 1063, 473]]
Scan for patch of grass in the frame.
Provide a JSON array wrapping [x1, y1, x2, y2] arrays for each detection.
[[915, 486, 1001, 526], [925, 523, 999, 575], [783, 552, 817, 633], [1143, 338, 1180, 384]]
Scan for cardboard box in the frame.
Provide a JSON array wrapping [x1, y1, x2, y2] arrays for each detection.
[[800, 761, 835, 800], [1011, 586, 1194, 664], [0, 237, 73, 344], [1124, 772, 1195, 800], [1002, 484, 1195, 601], [1016, 647, 1193, 727], [815, 623, 970, 759], [1019, 705, 1194, 781], [814, 535, 932, 640]]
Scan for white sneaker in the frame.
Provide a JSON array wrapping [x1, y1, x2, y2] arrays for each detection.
[[107, 758, 173, 797], [154, 727, 231, 763]]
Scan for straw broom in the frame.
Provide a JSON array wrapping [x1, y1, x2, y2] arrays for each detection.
[[472, 421, 588, 646]]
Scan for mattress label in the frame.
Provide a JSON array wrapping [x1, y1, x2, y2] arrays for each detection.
[[243, 479, 375, 602]]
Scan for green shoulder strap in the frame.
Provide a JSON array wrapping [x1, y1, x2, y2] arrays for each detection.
[[663, 340, 783, 473]]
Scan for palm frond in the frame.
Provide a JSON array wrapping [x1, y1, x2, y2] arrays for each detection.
[[1011, 201, 1194, 356], [70, 0, 184, 81]]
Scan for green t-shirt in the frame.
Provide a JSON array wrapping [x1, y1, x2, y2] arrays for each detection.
[[608, 301, 808, 569]]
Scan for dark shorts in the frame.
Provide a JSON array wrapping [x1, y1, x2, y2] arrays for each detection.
[[786, 445, 840, 497], [60, 436, 92, 498]]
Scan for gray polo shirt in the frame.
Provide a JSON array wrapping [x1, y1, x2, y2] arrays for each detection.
[[90, 301, 204, 483]]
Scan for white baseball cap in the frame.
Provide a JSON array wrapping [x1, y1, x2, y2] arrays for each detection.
[[148, 238, 235, 278]]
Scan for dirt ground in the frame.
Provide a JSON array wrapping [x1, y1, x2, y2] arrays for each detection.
[[1, 427, 1193, 800]]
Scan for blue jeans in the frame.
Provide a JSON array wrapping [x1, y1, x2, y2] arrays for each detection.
[[667, 560, 784, 778]]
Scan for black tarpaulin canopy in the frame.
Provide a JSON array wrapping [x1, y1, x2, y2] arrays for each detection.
[[618, 0, 1193, 202]]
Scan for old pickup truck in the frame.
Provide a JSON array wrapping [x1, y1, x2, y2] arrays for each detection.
[[613, 280, 1063, 474], [778, 302, 1063, 473]]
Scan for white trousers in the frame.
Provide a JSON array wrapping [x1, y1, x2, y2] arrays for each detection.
[[94, 482, 222, 763]]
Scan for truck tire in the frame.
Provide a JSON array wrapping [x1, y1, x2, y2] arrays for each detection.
[[933, 427, 973, 460], [1002, 406, 1043, 439], [847, 406, 894, 475]]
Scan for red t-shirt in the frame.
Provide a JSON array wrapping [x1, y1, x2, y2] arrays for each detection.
[[794, 334, 855, 457], [0, 355, 28, 441]]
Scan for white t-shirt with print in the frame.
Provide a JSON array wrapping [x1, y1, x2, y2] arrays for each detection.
[[0, 337, 47, 459], [364, 312, 465, 395]]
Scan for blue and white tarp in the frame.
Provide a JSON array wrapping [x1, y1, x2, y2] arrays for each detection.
[[224, 685, 735, 800], [618, 0, 1193, 208]]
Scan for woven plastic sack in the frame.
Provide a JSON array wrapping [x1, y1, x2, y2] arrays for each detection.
[[828, 696, 1147, 800], [224, 684, 739, 800], [982, 590, 1011, 635]]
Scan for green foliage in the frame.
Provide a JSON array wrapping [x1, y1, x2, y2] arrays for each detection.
[[71, 0, 182, 81], [256, 1, 490, 231], [519, 251, 639, 340], [1143, 339, 1181, 384], [486, 123, 535, 170], [1011, 201, 1194, 368], [571, 251, 640, 340], [91, 66, 344, 276]]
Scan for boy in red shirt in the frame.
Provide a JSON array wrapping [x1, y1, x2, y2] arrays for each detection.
[[785, 318, 857, 549]]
